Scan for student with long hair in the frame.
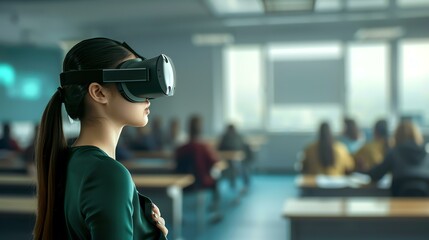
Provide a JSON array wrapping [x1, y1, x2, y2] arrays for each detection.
[[34, 37, 168, 239], [354, 119, 391, 172], [301, 122, 355, 175], [368, 120, 429, 196]]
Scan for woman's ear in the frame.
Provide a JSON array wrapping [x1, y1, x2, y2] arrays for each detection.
[[87, 83, 109, 104]]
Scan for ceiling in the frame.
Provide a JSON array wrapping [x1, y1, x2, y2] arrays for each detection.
[[1, 0, 429, 46]]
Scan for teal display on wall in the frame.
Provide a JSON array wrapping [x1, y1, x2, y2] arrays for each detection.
[[0, 45, 62, 121]]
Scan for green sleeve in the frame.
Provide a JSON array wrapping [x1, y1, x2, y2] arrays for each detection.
[[80, 158, 135, 240]]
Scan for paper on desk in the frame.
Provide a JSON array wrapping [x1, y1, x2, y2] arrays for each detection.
[[316, 175, 349, 188], [349, 172, 371, 185]]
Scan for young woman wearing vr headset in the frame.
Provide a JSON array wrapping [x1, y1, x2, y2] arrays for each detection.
[[33, 37, 175, 239]]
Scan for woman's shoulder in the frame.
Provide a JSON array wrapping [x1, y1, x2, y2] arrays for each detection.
[[69, 145, 131, 179], [333, 141, 350, 152]]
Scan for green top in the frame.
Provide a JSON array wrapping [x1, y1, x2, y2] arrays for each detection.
[[64, 145, 163, 240]]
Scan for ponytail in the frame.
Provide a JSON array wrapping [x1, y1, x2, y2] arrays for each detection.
[[34, 89, 68, 239], [318, 122, 334, 168]]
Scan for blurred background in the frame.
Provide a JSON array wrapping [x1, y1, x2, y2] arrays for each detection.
[[1, 0, 429, 240]]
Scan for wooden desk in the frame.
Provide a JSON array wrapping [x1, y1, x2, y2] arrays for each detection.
[[0, 196, 36, 239], [0, 175, 35, 185], [122, 158, 176, 174], [0, 196, 36, 214], [0, 151, 27, 174], [296, 174, 390, 197], [218, 150, 245, 161], [0, 175, 36, 196], [133, 150, 172, 159], [283, 197, 429, 240]]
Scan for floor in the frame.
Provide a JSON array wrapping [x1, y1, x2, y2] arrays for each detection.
[[181, 174, 298, 240]]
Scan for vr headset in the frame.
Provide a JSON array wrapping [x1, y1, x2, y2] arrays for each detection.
[[60, 42, 176, 102]]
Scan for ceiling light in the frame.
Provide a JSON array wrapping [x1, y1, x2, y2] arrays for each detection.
[[191, 33, 234, 46], [204, 0, 263, 16], [263, 0, 315, 13], [355, 26, 405, 40]]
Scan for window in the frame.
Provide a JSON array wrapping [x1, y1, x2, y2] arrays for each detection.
[[223, 45, 264, 130], [398, 39, 429, 127], [346, 42, 390, 127], [267, 42, 343, 132]]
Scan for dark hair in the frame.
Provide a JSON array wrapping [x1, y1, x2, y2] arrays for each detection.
[[374, 119, 390, 155], [343, 118, 359, 140], [318, 122, 334, 168], [188, 114, 202, 140], [34, 37, 134, 239], [1, 122, 11, 138]]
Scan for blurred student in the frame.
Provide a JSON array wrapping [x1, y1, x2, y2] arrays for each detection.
[[131, 125, 158, 151], [116, 126, 134, 161], [22, 123, 39, 175], [368, 120, 429, 196], [0, 122, 21, 151], [218, 123, 253, 193], [175, 115, 221, 214], [338, 117, 365, 154], [151, 116, 166, 150], [301, 122, 355, 176], [354, 119, 391, 172], [164, 117, 186, 151]]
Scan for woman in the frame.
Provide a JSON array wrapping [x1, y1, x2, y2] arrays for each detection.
[[368, 120, 429, 196], [354, 119, 391, 172], [301, 122, 354, 175], [34, 37, 168, 239]]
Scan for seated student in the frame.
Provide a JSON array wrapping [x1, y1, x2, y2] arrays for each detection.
[[218, 123, 253, 193], [116, 127, 134, 161], [301, 122, 355, 176], [164, 117, 187, 151], [174, 114, 221, 216], [354, 119, 391, 172], [0, 122, 21, 152], [22, 123, 39, 175], [151, 116, 166, 151], [337, 117, 365, 154], [130, 125, 158, 151], [368, 120, 429, 197]]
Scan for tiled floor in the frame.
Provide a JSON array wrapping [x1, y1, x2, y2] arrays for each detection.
[[181, 174, 298, 240]]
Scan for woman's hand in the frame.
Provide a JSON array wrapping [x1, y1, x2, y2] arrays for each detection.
[[152, 203, 168, 237]]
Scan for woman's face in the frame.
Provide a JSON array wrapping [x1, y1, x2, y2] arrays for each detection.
[[102, 55, 150, 127], [106, 83, 151, 128]]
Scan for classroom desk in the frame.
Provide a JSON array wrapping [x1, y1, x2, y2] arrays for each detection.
[[0, 174, 194, 240], [0, 151, 27, 174], [0, 196, 36, 239], [122, 158, 176, 174], [0, 175, 36, 195], [283, 197, 429, 240], [296, 174, 391, 197], [217, 150, 245, 161], [131, 150, 245, 161], [124, 150, 243, 173], [133, 150, 173, 159], [0, 196, 36, 214]]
